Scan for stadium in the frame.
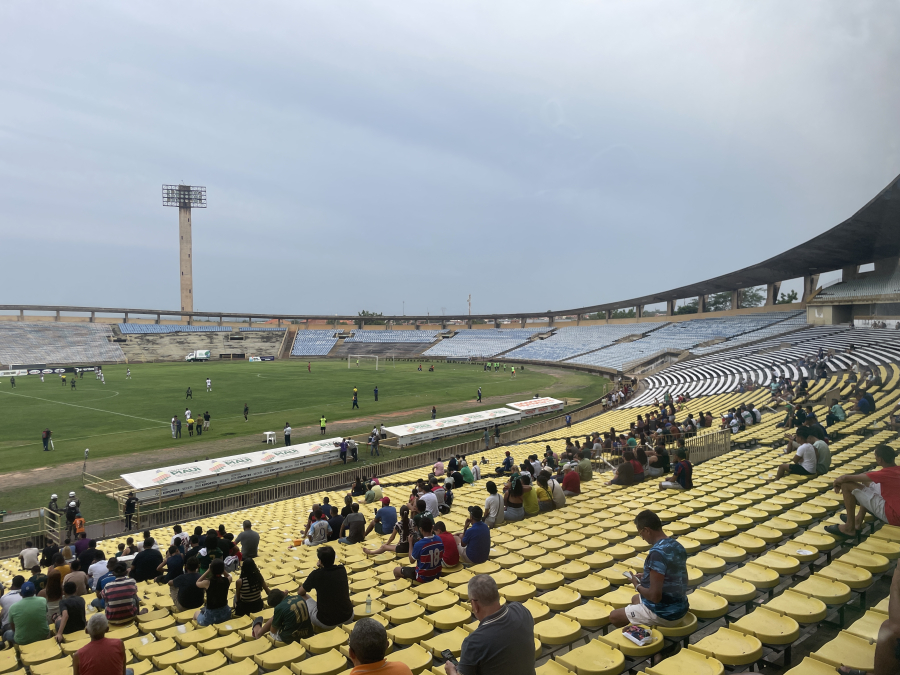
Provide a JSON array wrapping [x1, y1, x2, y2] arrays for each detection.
[[2, 7, 900, 675]]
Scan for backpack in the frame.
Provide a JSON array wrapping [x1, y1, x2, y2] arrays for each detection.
[[224, 555, 240, 573]]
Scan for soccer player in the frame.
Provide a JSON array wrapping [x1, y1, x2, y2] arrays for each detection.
[[9, 376, 14, 389], [477, 387, 482, 402], [203, 411, 210, 431], [511, 367, 516, 378], [62, 374, 66, 387], [374, 385, 378, 402], [320, 415, 327, 435], [206, 378, 211, 392], [185, 387, 192, 399], [71, 378, 76, 390], [244, 403, 249, 421], [352, 394, 359, 410], [126, 368, 131, 380], [100, 372, 105, 384], [356, 358, 359, 368], [307, 362, 311, 373]]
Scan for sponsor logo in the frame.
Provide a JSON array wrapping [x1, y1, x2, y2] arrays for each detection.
[[209, 462, 226, 473], [152, 471, 172, 484], [262, 453, 276, 462], [54, 369, 66, 374], [221, 457, 252, 466], [170, 467, 202, 476], [29, 370, 41, 375]]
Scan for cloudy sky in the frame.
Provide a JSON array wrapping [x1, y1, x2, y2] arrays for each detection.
[[1, 1, 898, 317]]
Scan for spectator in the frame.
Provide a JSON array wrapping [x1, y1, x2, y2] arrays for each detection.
[[611, 510, 688, 628], [607, 457, 636, 486], [363, 506, 413, 557], [430, 478, 449, 515], [296, 546, 354, 630], [252, 590, 314, 644], [197, 533, 224, 574], [348, 618, 414, 674], [78, 540, 99, 572], [64, 560, 90, 596], [327, 507, 344, 542], [234, 520, 259, 559], [194, 559, 232, 626], [534, 474, 555, 512], [302, 508, 332, 547], [453, 507, 491, 565], [169, 557, 204, 612], [87, 551, 108, 590], [577, 451, 593, 483], [483, 481, 504, 528], [234, 558, 269, 616], [853, 393, 873, 415], [29, 566, 47, 596], [460, 463, 475, 484], [420, 483, 439, 518], [73, 614, 133, 675], [433, 459, 445, 477], [774, 427, 818, 480], [55, 581, 87, 642], [101, 563, 139, 626], [130, 538, 163, 583], [814, 436, 832, 476], [433, 522, 460, 568], [0, 576, 24, 635], [660, 449, 693, 490], [155, 546, 184, 585], [19, 541, 39, 572], [502, 473, 527, 522], [495, 451, 515, 476], [3, 582, 49, 648], [366, 498, 397, 537], [561, 464, 581, 497], [520, 473, 539, 518], [445, 575, 535, 675], [394, 517, 443, 583], [826, 445, 900, 539], [339, 504, 367, 545], [89, 559, 117, 611]]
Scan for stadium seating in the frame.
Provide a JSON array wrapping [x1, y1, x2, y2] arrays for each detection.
[[291, 331, 340, 357], [0, 322, 125, 366], [118, 324, 233, 334], [239, 327, 287, 332], [504, 322, 669, 362], [344, 330, 446, 344], [423, 329, 544, 358], [816, 267, 900, 299], [3, 373, 896, 675]]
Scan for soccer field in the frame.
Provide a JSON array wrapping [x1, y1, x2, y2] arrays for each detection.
[[0, 359, 597, 476]]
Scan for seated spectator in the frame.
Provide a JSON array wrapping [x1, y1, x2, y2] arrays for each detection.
[[460, 463, 474, 484], [3, 582, 47, 647], [433, 459, 445, 477], [394, 517, 443, 583], [327, 506, 344, 542], [840, 563, 900, 675], [55, 581, 86, 642], [534, 474, 555, 512], [87, 551, 108, 591], [853, 393, 873, 415], [339, 504, 367, 545], [348, 618, 414, 674], [608, 457, 636, 486], [73, 614, 133, 675], [561, 464, 580, 497], [659, 449, 692, 490], [101, 564, 139, 626], [363, 505, 413, 556], [252, 589, 313, 644], [296, 547, 353, 631], [502, 473, 528, 522], [64, 560, 90, 596], [483, 482, 504, 528], [1, 576, 23, 636], [495, 451, 515, 476], [155, 545, 184, 585], [365, 498, 397, 537], [624, 449, 644, 482], [577, 451, 593, 483], [611, 510, 688, 628], [453, 507, 491, 565], [234, 559, 269, 617], [826, 445, 900, 538], [645, 445, 670, 478], [89, 559, 116, 611], [130, 539, 163, 583], [471, 461, 481, 481], [814, 436, 832, 477], [433, 522, 460, 568], [194, 559, 232, 626], [520, 473, 539, 518], [444, 575, 535, 675], [169, 557, 204, 612], [302, 508, 332, 547], [774, 427, 818, 480]]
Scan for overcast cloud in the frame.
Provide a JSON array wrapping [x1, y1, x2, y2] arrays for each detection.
[[1, 1, 898, 316]]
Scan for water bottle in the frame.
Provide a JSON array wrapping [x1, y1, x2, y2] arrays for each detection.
[[365, 594, 372, 615]]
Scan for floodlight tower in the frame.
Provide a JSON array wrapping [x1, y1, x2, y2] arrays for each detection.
[[162, 184, 206, 316]]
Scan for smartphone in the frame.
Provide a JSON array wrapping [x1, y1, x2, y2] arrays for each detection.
[[441, 649, 458, 665]]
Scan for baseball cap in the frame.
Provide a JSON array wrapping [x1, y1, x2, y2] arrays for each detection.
[[468, 506, 484, 519], [381, 497, 390, 506], [20, 582, 36, 597]]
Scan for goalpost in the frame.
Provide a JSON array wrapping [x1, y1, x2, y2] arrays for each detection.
[[348, 355, 379, 370]]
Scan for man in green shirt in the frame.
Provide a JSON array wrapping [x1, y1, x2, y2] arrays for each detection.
[[460, 464, 474, 484], [252, 589, 313, 644], [577, 452, 593, 483], [827, 401, 847, 427], [4, 582, 49, 646], [319, 416, 327, 436]]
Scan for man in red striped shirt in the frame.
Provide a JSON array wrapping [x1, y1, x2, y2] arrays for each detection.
[[394, 517, 443, 583]]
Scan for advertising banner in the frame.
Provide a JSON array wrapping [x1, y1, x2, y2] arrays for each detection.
[[0, 370, 29, 377], [248, 356, 276, 362], [505, 397, 565, 416], [383, 408, 522, 447], [122, 437, 343, 499]]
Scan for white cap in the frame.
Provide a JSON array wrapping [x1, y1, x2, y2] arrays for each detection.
[[51, 494, 58, 500], [69, 501, 76, 507], [69, 492, 76, 497]]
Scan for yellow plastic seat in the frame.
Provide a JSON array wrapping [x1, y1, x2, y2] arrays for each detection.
[[754, 551, 801, 576], [467, 561, 500, 575], [597, 625, 663, 657], [791, 576, 852, 605], [132, 637, 178, 660], [536, 662, 576, 675], [556, 561, 591, 580], [688, 552, 726, 575], [528, 571, 566, 590], [497, 581, 536, 603], [30, 657, 72, 675], [604, 545, 636, 561], [507, 561, 543, 578], [857, 536, 900, 560], [288, 649, 348, 675], [224, 638, 273, 661], [417, 590, 460, 612], [655, 612, 697, 638], [704, 543, 747, 564], [380, 589, 418, 609], [645, 648, 724, 675], [0, 652, 20, 674], [726, 534, 767, 554], [420, 626, 470, 657], [774, 543, 819, 563], [213, 615, 252, 635], [688, 589, 729, 619], [382, 603, 426, 624], [599, 585, 638, 609], [197, 633, 241, 654], [533, 615, 582, 645], [703, 575, 756, 603], [764, 590, 827, 624], [554, 638, 626, 675], [729, 563, 780, 589], [566, 575, 612, 598], [19, 642, 62, 668], [339, 615, 389, 634], [385, 643, 432, 674], [175, 652, 228, 675], [782, 656, 846, 675], [253, 642, 306, 670], [743, 525, 783, 543], [537, 587, 582, 611], [731, 607, 800, 645], [582, 536, 611, 552], [300, 628, 349, 655], [794, 531, 837, 552], [139, 616, 176, 633], [385, 618, 433, 645], [422, 605, 472, 630], [838, 549, 890, 573], [561, 600, 614, 629], [811, 630, 875, 671], [352, 599, 385, 619], [136, 609, 171, 624], [689, 627, 763, 666], [846, 610, 889, 642], [175, 625, 218, 647], [60, 638, 91, 656], [816, 561, 872, 589], [151, 645, 200, 670], [690, 529, 721, 545]]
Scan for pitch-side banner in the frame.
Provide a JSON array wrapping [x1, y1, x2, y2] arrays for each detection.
[[121, 437, 344, 499], [505, 397, 565, 416], [383, 408, 522, 447]]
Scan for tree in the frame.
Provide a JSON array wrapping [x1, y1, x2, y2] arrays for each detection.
[[357, 310, 386, 325], [707, 292, 733, 312], [739, 286, 766, 309], [674, 299, 699, 315], [610, 309, 637, 319], [776, 290, 799, 304]]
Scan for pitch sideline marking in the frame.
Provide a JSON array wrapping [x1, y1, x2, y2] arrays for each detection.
[[0, 390, 168, 425]]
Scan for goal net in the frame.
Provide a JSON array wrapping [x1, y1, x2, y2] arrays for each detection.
[[348, 355, 378, 370]]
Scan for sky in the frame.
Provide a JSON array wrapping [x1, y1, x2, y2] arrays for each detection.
[[1, 1, 898, 317]]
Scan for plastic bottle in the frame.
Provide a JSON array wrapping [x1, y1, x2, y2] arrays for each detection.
[[365, 594, 372, 614]]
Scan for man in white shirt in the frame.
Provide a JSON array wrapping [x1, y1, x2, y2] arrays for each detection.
[[19, 542, 39, 571], [206, 378, 211, 392], [472, 462, 481, 481], [421, 488, 439, 518], [483, 481, 504, 528], [87, 556, 109, 590], [774, 427, 817, 481], [0, 575, 24, 630], [531, 456, 542, 476]]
